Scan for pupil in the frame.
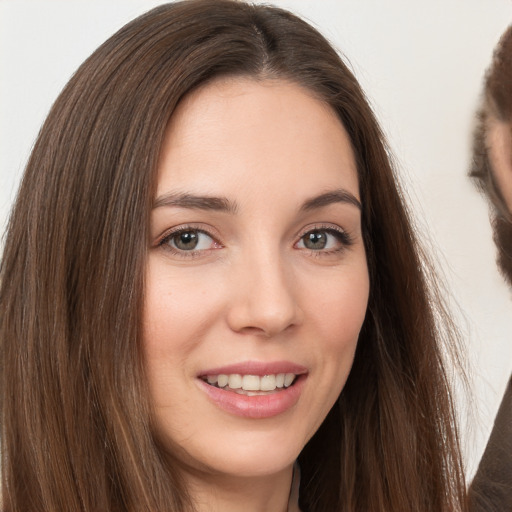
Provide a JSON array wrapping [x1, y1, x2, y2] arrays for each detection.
[[305, 231, 326, 249], [175, 231, 198, 250]]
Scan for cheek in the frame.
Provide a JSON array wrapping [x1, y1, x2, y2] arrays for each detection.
[[142, 261, 219, 414], [307, 265, 369, 344], [486, 119, 512, 211], [296, 265, 368, 439], [308, 265, 369, 376], [143, 259, 220, 357]]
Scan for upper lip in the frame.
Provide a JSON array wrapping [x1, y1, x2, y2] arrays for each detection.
[[198, 360, 308, 377]]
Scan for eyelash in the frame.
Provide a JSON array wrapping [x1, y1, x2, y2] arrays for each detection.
[[296, 224, 354, 256], [157, 225, 220, 259], [156, 223, 354, 258]]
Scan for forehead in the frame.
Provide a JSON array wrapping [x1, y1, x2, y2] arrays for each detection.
[[157, 77, 359, 202]]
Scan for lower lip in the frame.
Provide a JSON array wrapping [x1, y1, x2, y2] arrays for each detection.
[[198, 375, 306, 419]]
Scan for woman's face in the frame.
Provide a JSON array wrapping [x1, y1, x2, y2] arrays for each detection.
[[144, 78, 369, 480]]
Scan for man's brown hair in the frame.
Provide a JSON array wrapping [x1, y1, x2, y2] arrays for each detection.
[[470, 25, 512, 286]]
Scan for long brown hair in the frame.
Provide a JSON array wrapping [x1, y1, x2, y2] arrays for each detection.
[[0, 1, 466, 510]]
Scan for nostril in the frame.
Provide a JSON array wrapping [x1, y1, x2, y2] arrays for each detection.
[[231, 319, 298, 339], [238, 325, 273, 337]]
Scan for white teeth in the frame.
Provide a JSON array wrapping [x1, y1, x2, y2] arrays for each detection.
[[242, 375, 260, 391], [260, 374, 276, 391], [284, 373, 295, 387], [228, 374, 242, 389], [203, 372, 298, 391]]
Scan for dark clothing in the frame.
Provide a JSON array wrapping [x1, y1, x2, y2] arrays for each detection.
[[469, 376, 512, 512]]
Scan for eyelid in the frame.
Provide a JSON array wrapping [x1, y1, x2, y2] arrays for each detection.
[[154, 223, 216, 245], [152, 222, 354, 259], [294, 223, 354, 250], [295, 223, 349, 240]]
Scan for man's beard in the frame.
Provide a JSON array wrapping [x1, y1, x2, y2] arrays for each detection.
[[493, 215, 512, 287]]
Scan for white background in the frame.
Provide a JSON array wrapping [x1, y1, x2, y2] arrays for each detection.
[[1, 0, 511, 478]]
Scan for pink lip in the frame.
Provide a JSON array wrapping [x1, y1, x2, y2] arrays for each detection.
[[198, 360, 308, 377], [198, 374, 307, 419], [197, 361, 308, 419]]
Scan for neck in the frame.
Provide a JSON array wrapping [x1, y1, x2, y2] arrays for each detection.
[[184, 464, 295, 512]]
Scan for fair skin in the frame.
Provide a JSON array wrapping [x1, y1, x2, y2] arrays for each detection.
[[144, 77, 369, 512], [486, 115, 512, 212]]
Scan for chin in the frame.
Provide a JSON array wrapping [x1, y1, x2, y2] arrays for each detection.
[[161, 423, 305, 479]]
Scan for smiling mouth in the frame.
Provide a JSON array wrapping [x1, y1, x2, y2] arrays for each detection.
[[200, 373, 298, 396]]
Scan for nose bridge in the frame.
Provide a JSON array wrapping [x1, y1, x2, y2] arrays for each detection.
[[227, 242, 301, 336]]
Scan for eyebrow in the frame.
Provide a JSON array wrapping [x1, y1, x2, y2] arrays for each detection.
[[153, 192, 238, 213], [300, 189, 362, 212], [152, 188, 361, 214]]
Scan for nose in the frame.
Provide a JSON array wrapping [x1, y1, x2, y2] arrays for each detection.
[[226, 249, 303, 337]]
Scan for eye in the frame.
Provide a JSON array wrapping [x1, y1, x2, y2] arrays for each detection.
[[159, 228, 219, 252], [296, 227, 352, 252]]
